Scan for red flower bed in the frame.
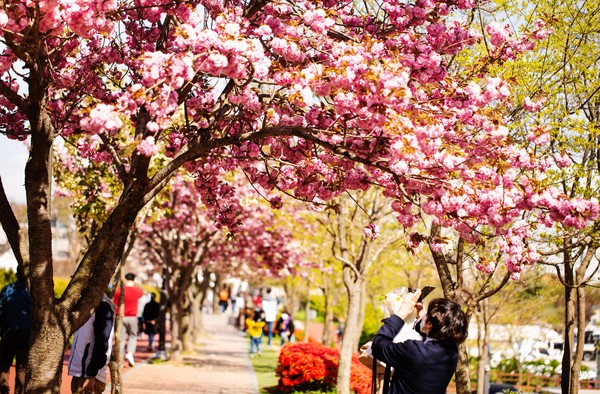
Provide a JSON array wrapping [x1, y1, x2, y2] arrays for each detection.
[[276, 342, 372, 394]]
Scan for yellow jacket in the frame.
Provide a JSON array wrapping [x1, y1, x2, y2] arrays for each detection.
[[246, 318, 265, 338]]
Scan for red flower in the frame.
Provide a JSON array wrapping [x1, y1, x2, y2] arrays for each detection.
[[276, 342, 372, 394]]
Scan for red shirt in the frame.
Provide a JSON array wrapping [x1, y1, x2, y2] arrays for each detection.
[[113, 285, 144, 317]]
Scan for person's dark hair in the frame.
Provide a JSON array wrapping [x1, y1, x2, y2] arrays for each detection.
[[125, 272, 136, 281], [253, 310, 265, 321], [425, 298, 468, 345]]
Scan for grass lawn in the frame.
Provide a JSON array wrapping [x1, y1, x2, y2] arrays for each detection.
[[248, 344, 280, 393]]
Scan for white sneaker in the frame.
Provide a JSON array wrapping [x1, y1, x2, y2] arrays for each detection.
[[125, 352, 135, 367]]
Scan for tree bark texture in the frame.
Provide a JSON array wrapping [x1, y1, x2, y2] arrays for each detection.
[[336, 277, 364, 394]]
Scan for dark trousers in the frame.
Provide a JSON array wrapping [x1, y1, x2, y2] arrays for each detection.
[[0, 335, 28, 394]]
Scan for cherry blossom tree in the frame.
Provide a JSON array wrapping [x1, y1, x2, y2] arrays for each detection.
[[457, 1, 600, 391], [0, 0, 597, 392], [312, 190, 403, 393], [136, 174, 302, 360]]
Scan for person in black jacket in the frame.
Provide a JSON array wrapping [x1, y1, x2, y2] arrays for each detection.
[[371, 289, 468, 394], [68, 294, 116, 394], [142, 293, 160, 351], [0, 267, 31, 394]]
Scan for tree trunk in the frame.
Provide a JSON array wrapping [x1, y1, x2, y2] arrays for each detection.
[[283, 278, 302, 317], [192, 291, 204, 344], [303, 283, 310, 342], [336, 278, 363, 394], [476, 302, 490, 394], [109, 268, 126, 394], [429, 224, 472, 394], [26, 311, 69, 393], [455, 344, 471, 394], [170, 302, 183, 362], [569, 286, 586, 394], [322, 296, 334, 347], [181, 302, 193, 352]]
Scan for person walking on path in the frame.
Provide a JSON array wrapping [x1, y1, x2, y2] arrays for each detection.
[[68, 294, 116, 394], [261, 287, 278, 347], [0, 267, 31, 394], [113, 272, 144, 367], [218, 284, 230, 314], [141, 293, 160, 352], [246, 310, 266, 357]]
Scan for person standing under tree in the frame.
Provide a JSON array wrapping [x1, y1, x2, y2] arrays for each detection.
[[372, 289, 468, 394], [142, 293, 160, 352], [113, 272, 144, 367], [67, 294, 116, 394], [0, 267, 31, 394]]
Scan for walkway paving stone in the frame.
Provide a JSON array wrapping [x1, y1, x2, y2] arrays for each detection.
[[122, 312, 259, 393]]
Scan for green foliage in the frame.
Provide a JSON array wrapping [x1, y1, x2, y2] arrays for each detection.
[[0, 273, 74, 301], [54, 277, 70, 298], [359, 302, 382, 346], [494, 358, 519, 373], [494, 357, 561, 377], [0, 268, 17, 289]]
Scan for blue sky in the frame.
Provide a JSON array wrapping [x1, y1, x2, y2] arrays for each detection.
[[0, 135, 28, 204]]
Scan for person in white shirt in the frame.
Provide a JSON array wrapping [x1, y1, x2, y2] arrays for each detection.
[[68, 294, 116, 394], [261, 288, 278, 346]]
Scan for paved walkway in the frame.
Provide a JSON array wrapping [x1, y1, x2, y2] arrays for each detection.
[[6, 312, 258, 393], [121, 312, 259, 393]]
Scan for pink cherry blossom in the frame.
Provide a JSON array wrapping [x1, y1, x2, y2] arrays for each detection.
[[137, 136, 159, 157]]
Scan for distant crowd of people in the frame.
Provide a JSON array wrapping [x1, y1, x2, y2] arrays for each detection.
[[217, 285, 295, 356]]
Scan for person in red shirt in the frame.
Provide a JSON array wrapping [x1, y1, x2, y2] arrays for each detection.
[[113, 273, 144, 367]]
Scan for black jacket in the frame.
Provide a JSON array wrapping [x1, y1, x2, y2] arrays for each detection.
[[371, 315, 458, 394]]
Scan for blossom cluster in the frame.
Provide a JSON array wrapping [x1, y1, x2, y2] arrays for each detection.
[[276, 342, 372, 394], [0, 0, 597, 280], [137, 173, 306, 278]]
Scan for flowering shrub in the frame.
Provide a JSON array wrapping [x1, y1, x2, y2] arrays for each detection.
[[276, 342, 372, 394]]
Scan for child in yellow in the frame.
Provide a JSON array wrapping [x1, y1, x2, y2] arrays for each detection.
[[246, 310, 266, 357]]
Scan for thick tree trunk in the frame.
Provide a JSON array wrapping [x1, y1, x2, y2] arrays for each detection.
[[336, 278, 363, 394], [193, 277, 210, 343], [429, 224, 472, 394], [181, 304, 193, 352], [191, 291, 204, 344], [455, 345, 471, 394], [26, 311, 69, 393], [170, 302, 183, 362]]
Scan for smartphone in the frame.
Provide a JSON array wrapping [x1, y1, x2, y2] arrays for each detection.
[[417, 286, 435, 302]]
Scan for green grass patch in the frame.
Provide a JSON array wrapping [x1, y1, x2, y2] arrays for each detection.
[[249, 345, 280, 393]]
